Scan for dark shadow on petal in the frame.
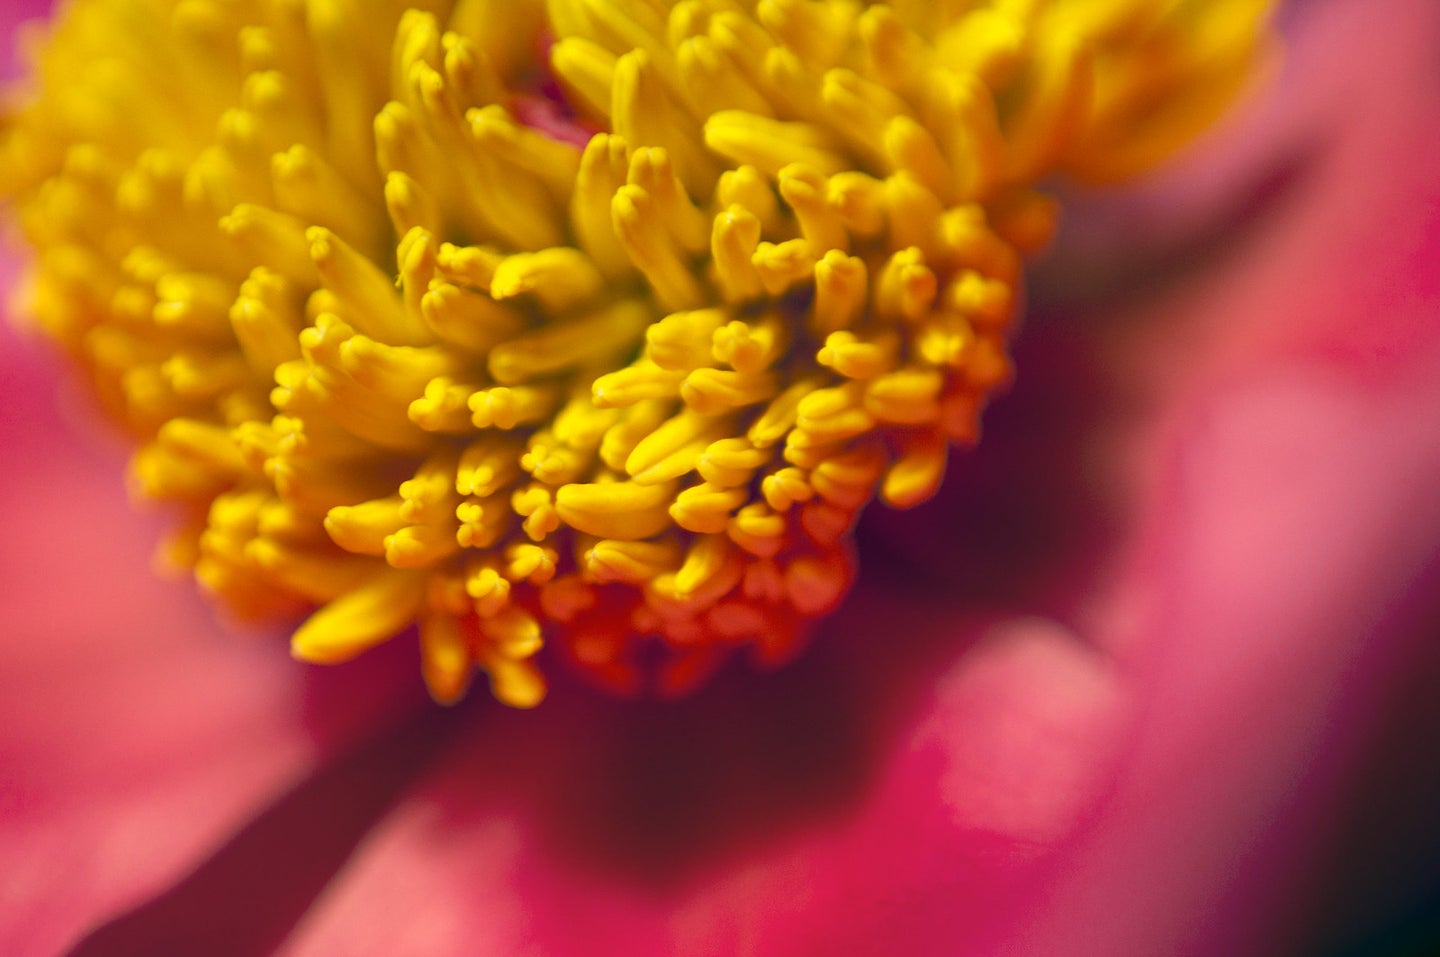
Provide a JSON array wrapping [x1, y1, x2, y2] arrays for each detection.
[[64, 701, 456, 957], [409, 584, 1005, 893], [1031, 141, 1321, 320], [1282, 568, 1440, 957], [856, 321, 1121, 615]]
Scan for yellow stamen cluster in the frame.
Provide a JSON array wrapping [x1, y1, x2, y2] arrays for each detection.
[[1, 0, 1272, 706]]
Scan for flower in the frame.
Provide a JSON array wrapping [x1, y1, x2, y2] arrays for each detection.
[[3, 0, 1440, 956], [1, 0, 1271, 706]]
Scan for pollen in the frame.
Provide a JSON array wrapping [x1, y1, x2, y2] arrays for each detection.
[[1, 0, 1274, 706]]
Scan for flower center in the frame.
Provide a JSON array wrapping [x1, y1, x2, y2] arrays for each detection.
[[0, 0, 1274, 706]]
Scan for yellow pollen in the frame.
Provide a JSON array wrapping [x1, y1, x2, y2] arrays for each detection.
[[1, 0, 1275, 706]]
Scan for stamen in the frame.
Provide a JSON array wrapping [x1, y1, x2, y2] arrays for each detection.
[[1, 0, 1277, 705]]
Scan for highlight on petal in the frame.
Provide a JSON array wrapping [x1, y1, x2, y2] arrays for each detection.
[[913, 618, 1126, 851], [0, 0, 1277, 703]]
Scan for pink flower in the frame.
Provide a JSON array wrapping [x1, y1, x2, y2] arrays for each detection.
[[3, 0, 1439, 954]]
